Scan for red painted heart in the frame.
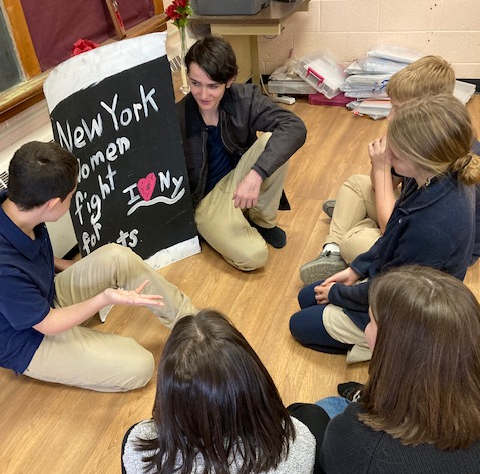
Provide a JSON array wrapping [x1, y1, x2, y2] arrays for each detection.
[[137, 172, 157, 201]]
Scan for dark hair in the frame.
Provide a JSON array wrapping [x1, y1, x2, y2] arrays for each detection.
[[138, 309, 294, 474], [361, 265, 480, 449], [185, 36, 238, 84], [7, 141, 79, 210]]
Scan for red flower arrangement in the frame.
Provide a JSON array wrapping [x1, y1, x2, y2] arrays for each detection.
[[165, 0, 193, 94], [165, 0, 193, 28], [71, 39, 100, 57]]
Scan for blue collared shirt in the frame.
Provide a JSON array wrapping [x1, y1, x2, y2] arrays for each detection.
[[329, 174, 476, 329], [0, 190, 54, 373]]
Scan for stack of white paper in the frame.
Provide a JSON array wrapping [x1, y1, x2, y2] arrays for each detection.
[[341, 45, 420, 100]]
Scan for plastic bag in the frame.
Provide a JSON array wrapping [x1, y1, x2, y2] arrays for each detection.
[[357, 57, 408, 74], [454, 80, 476, 105], [350, 99, 392, 120], [367, 45, 423, 64]]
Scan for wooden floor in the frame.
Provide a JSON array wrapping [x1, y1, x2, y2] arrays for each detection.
[[1, 95, 479, 474]]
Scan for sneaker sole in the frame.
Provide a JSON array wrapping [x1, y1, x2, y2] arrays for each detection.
[[322, 200, 336, 218], [300, 259, 348, 285]]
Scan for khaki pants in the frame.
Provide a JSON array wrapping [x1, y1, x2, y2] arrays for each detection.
[[24, 244, 196, 392], [195, 133, 289, 271], [325, 174, 400, 264], [323, 304, 372, 364]]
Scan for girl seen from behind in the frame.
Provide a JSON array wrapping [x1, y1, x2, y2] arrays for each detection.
[[122, 309, 317, 474], [321, 265, 480, 473]]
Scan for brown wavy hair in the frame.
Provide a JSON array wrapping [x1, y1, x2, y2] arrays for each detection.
[[137, 309, 294, 473], [361, 265, 480, 449], [185, 36, 238, 84]]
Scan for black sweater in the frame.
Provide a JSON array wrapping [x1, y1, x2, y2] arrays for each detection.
[[321, 403, 480, 474]]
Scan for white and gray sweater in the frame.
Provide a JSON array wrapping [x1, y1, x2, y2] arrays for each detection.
[[122, 416, 316, 474]]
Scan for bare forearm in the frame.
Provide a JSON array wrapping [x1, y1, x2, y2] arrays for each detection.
[[33, 281, 164, 335], [372, 168, 397, 233], [34, 293, 109, 335]]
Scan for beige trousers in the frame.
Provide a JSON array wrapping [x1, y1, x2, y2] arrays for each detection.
[[194, 133, 289, 271], [24, 244, 196, 392], [325, 174, 399, 264], [323, 304, 372, 364]]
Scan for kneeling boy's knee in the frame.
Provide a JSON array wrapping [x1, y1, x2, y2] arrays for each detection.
[[345, 174, 369, 189], [91, 243, 131, 262], [97, 243, 142, 270], [233, 246, 268, 271]]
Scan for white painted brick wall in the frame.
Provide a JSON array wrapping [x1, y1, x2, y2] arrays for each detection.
[[259, 0, 480, 78]]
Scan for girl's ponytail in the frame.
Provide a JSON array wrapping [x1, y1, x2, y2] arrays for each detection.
[[451, 152, 480, 186]]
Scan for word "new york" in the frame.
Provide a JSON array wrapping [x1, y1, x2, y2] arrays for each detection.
[[54, 85, 159, 152]]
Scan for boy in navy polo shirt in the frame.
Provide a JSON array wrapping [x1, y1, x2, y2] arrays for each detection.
[[0, 141, 195, 392]]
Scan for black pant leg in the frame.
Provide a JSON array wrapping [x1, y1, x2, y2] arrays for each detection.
[[288, 402, 331, 474]]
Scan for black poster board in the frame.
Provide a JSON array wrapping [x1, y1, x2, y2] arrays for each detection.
[[44, 34, 199, 267]]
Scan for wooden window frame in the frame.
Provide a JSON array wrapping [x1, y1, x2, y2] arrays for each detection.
[[0, 0, 167, 122]]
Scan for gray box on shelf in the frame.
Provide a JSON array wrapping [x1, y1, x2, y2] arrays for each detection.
[[192, 0, 270, 15]]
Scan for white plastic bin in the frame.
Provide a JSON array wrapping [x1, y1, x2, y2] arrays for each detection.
[[294, 50, 347, 99]]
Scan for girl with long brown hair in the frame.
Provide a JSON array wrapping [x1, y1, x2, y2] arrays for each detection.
[[321, 265, 480, 472]]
